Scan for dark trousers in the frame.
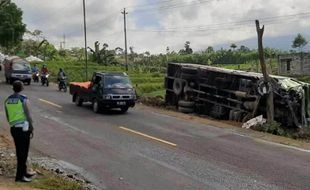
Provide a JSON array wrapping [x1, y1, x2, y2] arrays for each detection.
[[10, 127, 30, 181]]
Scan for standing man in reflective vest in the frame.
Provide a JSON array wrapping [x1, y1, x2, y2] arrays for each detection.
[[4, 81, 35, 182]]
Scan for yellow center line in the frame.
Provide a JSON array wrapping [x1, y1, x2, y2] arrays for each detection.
[[119, 126, 177, 147], [38, 98, 62, 108]]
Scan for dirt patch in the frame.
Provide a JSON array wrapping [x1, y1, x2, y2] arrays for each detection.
[[137, 96, 165, 107]]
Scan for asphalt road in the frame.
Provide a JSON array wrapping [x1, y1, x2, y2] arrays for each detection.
[[0, 73, 309, 190]]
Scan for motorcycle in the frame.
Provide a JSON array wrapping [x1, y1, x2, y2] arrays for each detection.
[[58, 76, 67, 92], [41, 73, 49, 86], [32, 72, 39, 83]]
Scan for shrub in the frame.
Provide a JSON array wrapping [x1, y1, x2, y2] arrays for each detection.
[[256, 121, 285, 136]]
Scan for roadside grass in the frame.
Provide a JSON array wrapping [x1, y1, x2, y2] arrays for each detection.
[[215, 60, 278, 74], [29, 168, 85, 190], [0, 140, 85, 190], [297, 76, 310, 83], [142, 89, 166, 98]]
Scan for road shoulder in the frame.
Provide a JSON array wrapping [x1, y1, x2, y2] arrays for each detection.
[[136, 103, 310, 150], [0, 128, 86, 190]]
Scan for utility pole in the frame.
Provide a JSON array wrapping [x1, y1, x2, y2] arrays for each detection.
[[83, 0, 88, 81], [63, 34, 66, 49], [122, 8, 128, 71], [255, 20, 274, 122]]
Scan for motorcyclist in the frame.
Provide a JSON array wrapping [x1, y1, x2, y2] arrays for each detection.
[[57, 68, 67, 91], [40, 64, 49, 86], [32, 64, 39, 82], [41, 64, 49, 75], [31, 64, 39, 73], [57, 68, 66, 82]]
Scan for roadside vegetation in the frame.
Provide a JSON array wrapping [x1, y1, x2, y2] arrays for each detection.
[[0, 162, 85, 190], [29, 168, 85, 190]]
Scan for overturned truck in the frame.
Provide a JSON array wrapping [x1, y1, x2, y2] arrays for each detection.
[[165, 63, 310, 128]]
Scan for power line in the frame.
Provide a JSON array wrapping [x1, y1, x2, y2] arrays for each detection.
[[127, 11, 310, 33], [130, 0, 217, 13], [126, 0, 178, 9]]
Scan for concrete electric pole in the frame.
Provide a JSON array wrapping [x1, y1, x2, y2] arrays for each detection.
[[121, 8, 128, 71], [83, 0, 88, 81]]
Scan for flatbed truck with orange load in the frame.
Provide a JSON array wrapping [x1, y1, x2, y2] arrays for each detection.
[[69, 72, 136, 113]]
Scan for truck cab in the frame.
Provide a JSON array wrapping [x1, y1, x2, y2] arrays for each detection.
[[3, 56, 32, 85], [70, 72, 136, 113]]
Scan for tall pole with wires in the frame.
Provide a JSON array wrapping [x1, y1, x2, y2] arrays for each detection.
[[122, 8, 128, 71], [83, 0, 88, 80]]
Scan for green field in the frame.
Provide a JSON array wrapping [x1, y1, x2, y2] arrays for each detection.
[[34, 60, 165, 97]]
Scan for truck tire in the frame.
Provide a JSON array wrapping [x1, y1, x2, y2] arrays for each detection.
[[178, 106, 194, 114], [178, 100, 195, 108], [173, 79, 183, 96], [92, 99, 101, 113], [75, 95, 83, 106]]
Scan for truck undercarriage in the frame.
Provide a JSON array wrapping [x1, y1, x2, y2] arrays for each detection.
[[165, 63, 310, 128]]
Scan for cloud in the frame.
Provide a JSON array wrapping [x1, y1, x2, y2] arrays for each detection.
[[12, 0, 310, 53]]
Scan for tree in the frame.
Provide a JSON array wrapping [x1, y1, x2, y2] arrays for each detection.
[[230, 43, 237, 50], [292, 33, 308, 52], [166, 46, 170, 54], [88, 41, 117, 65], [239, 45, 250, 52], [26, 29, 43, 42], [206, 46, 214, 54], [70, 47, 85, 61], [179, 41, 193, 55], [129, 46, 138, 61], [184, 41, 193, 54], [0, 0, 26, 52], [115, 47, 124, 55], [18, 30, 54, 59]]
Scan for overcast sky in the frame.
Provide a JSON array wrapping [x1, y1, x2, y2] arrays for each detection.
[[12, 0, 310, 53]]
